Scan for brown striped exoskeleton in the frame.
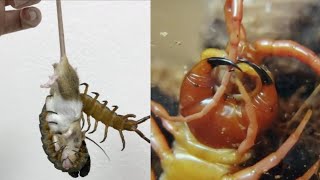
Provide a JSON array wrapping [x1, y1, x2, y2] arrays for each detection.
[[80, 83, 150, 151]]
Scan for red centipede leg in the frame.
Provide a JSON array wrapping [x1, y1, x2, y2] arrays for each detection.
[[224, 0, 243, 61], [151, 72, 229, 122], [252, 39, 320, 75], [234, 78, 257, 156], [296, 160, 319, 180], [223, 110, 312, 180]]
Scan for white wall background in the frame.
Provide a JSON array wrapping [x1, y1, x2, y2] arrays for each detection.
[[0, 1, 150, 180]]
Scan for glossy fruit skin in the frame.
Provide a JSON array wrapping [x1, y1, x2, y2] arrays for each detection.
[[179, 58, 279, 148]]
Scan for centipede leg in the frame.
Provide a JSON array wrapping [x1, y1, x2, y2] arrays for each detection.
[[224, 0, 243, 61], [112, 105, 118, 112], [88, 121, 98, 134], [102, 100, 108, 106], [81, 113, 85, 130], [224, 110, 312, 180], [297, 159, 320, 180], [234, 78, 258, 155], [91, 92, 99, 99], [124, 114, 136, 118], [243, 39, 320, 75], [85, 114, 91, 133], [151, 115, 172, 164], [135, 129, 150, 143], [119, 130, 126, 151], [80, 83, 89, 95], [100, 126, 109, 143]]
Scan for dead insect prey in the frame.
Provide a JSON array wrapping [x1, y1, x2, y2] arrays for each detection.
[[39, 0, 149, 177]]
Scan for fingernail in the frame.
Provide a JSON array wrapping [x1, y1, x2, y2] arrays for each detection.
[[28, 9, 37, 21], [21, 7, 41, 28], [22, 8, 37, 21]]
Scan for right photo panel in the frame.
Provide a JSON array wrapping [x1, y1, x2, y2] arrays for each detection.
[[151, 0, 320, 179]]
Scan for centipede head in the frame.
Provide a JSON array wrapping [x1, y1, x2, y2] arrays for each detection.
[[180, 50, 278, 148]]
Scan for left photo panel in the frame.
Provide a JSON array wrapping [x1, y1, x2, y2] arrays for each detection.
[[0, 0, 150, 179]]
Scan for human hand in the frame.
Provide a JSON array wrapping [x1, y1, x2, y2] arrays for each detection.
[[0, 0, 41, 36]]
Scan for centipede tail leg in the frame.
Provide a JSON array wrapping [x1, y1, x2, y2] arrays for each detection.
[[89, 121, 98, 134], [119, 130, 126, 151], [135, 129, 150, 143], [100, 126, 110, 143]]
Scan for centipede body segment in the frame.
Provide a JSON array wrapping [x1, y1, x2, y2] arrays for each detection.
[[80, 83, 150, 151]]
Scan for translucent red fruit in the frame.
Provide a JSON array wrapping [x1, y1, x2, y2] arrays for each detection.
[[179, 59, 278, 148]]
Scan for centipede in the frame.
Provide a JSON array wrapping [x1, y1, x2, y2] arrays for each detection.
[[80, 83, 150, 151]]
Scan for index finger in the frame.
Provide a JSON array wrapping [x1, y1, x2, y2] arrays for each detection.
[[5, 0, 41, 9]]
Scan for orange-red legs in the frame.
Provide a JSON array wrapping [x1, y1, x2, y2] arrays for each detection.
[[241, 39, 320, 75], [296, 160, 319, 180], [223, 110, 312, 180], [234, 78, 257, 155], [224, 0, 243, 60], [151, 116, 171, 161]]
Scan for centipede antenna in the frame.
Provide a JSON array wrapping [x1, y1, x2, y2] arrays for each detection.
[[207, 57, 242, 71], [56, 0, 66, 58], [137, 115, 150, 124], [238, 59, 273, 85], [85, 136, 110, 160]]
